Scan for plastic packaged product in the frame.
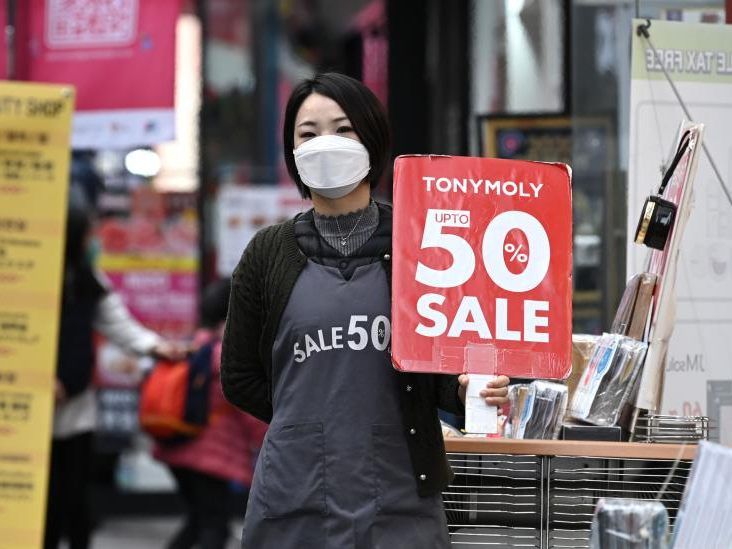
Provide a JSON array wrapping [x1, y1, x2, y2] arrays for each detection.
[[571, 333, 622, 421], [525, 381, 568, 439], [440, 420, 464, 438], [569, 333, 602, 413], [590, 498, 669, 549], [570, 334, 647, 426], [586, 338, 648, 426], [507, 383, 531, 439], [507, 381, 568, 440]]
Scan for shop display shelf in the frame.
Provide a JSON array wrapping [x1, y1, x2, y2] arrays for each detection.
[[443, 438, 695, 548]]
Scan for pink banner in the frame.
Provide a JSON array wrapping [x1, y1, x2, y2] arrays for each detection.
[[105, 271, 197, 337], [19, 0, 179, 111], [94, 189, 198, 388], [7, 0, 181, 148]]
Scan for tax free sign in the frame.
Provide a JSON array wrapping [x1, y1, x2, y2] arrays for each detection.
[[392, 155, 572, 378]]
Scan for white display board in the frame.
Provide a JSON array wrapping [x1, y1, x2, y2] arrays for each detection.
[[628, 19, 732, 443], [216, 184, 308, 277]]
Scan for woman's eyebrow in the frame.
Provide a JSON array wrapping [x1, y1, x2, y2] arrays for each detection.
[[297, 120, 317, 128], [332, 116, 349, 123]]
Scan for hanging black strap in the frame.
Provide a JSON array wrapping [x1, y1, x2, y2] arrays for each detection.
[[658, 131, 691, 196]]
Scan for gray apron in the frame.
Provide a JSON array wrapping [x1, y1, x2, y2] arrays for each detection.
[[241, 261, 449, 549]]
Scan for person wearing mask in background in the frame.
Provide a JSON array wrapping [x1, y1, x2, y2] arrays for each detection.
[[221, 72, 510, 549], [45, 185, 184, 549], [154, 279, 267, 549]]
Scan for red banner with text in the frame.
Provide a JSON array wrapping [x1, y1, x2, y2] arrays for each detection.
[[392, 155, 572, 378]]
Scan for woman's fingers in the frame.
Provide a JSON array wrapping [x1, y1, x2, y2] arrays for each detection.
[[489, 375, 510, 388], [479, 387, 509, 406], [459, 374, 511, 406], [479, 386, 509, 397]]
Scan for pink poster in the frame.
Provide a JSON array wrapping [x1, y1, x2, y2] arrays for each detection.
[[94, 188, 198, 388]]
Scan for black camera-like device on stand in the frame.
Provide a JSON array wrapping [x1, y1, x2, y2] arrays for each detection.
[[633, 132, 691, 251]]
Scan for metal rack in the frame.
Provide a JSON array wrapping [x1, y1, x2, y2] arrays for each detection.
[[445, 453, 543, 547], [632, 414, 709, 443], [442, 439, 696, 548]]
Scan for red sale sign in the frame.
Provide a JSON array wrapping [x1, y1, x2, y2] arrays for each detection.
[[392, 155, 572, 379]]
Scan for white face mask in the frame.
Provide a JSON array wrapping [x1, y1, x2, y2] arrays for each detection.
[[293, 135, 370, 199]]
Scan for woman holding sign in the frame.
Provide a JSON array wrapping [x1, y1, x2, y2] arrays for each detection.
[[221, 72, 509, 548]]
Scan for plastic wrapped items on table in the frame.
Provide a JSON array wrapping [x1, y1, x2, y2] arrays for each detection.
[[440, 420, 463, 438], [506, 381, 568, 439], [591, 498, 669, 549], [569, 333, 601, 411], [570, 333, 648, 426]]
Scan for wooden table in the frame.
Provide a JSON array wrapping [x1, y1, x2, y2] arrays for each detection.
[[444, 437, 698, 460]]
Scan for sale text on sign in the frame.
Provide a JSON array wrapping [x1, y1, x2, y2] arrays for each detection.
[[392, 155, 572, 378]]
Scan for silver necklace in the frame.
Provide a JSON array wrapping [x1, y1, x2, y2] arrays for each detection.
[[334, 202, 370, 247]]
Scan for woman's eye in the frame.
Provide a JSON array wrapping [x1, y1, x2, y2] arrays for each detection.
[[299, 131, 316, 139], [336, 126, 354, 134]]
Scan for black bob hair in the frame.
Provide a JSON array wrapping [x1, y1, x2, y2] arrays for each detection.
[[282, 72, 391, 199], [64, 184, 106, 302], [200, 278, 231, 328]]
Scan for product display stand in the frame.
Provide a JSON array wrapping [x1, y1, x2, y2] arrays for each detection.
[[442, 438, 694, 549]]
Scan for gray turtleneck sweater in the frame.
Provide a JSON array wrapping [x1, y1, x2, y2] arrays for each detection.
[[312, 200, 379, 256]]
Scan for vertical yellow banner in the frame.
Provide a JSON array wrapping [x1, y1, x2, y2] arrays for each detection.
[[0, 82, 74, 548]]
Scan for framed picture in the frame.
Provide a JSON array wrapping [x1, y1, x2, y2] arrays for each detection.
[[479, 114, 572, 163]]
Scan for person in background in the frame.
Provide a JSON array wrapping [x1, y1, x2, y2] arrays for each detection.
[[221, 72, 510, 548], [45, 185, 185, 549], [154, 279, 268, 549]]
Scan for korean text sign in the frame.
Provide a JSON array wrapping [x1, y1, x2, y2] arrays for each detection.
[[0, 81, 74, 548], [392, 155, 572, 378]]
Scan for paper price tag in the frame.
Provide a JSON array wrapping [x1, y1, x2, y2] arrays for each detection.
[[465, 374, 498, 434]]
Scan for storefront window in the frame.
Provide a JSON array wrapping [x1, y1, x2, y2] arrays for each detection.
[[570, 0, 724, 332], [471, 0, 724, 333], [201, 0, 384, 283]]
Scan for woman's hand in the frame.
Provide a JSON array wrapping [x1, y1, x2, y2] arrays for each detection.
[[150, 340, 189, 362], [457, 374, 510, 406], [54, 379, 67, 405]]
